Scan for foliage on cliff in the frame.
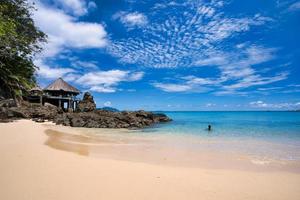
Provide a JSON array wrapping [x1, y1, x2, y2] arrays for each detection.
[[0, 0, 46, 101]]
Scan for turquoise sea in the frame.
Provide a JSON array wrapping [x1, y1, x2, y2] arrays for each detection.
[[138, 111, 300, 161], [64, 111, 300, 166]]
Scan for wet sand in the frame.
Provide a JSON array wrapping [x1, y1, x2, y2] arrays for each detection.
[[1, 120, 300, 200]]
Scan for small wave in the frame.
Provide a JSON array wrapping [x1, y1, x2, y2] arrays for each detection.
[[251, 159, 272, 165]]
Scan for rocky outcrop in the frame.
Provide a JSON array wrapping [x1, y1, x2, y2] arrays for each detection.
[[0, 103, 60, 122], [0, 103, 171, 128], [0, 99, 17, 108], [76, 92, 96, 112], [54, 110, 172, 128], [0, 92, 172, 128]]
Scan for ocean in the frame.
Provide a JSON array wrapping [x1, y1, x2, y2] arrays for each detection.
[[137, 111, 300, 161], [52, 111, 300, 167]]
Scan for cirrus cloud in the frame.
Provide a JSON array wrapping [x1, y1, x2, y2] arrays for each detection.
[[108, 1, 271, 69]]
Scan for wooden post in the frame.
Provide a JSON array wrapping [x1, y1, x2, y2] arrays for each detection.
[[58, 99, 61, 108], [39, 95, 42, 106], [68, 99, 72, 112]]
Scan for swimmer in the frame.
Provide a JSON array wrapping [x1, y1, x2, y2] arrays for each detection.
[[208, 124, 212, 131]]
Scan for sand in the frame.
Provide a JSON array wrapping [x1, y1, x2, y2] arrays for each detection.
[[0, 120, 300, 200]]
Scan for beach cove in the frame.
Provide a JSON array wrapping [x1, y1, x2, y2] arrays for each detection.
[[1, 119, 300, 200]]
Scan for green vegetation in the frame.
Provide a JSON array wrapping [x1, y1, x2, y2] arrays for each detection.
[[0, 0, 46, 102]]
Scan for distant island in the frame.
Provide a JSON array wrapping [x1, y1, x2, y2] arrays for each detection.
[[98, 107, 120, 112]]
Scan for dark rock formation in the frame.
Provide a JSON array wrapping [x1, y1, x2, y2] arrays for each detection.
[[0, 103, 60, 122], [53, 110, 171, 128], [0, 92, 172, 128], [76, 92, 96, 112], [0, 99, 17, 108]]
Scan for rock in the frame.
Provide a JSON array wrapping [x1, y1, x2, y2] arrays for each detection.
[[55, 113, 70, 126], [0, 99, 16, 108], [0, 107, 27, 119], [0, 103, 60, 122], [151, 113, 171, 123], [8, 108, 28, 118], [44, 102, 57, 108], [26, 104, 59, 120], [76, 92, 96, 112], [52, 109, 172, 128], [0, 97, 172, 129], [70, 117, 85, 127]]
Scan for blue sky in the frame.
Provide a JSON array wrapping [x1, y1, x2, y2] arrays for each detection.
[[31, 0, 300, 111]]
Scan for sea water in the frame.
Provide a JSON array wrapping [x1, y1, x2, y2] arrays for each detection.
[[45, 111, 300, 169], [138, 111, 300, 161]]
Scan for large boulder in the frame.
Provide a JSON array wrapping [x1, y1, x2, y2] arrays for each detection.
[[76, 92, 96, 112]]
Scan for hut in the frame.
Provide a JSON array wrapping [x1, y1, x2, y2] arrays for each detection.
[[27, 78, 81, 111], [27, 85, 43, 105], [43, 78, 80, 111]]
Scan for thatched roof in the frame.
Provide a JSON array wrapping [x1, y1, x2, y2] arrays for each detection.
[[30, 85, 42, 91], [44, 78, 80, 94]]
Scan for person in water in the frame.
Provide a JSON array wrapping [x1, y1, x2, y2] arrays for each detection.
[[208, 124, 212, 131]]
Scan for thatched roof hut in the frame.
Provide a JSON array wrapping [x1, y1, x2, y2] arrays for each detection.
[[44, 78, 80, 95]]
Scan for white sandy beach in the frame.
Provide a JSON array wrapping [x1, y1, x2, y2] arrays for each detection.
[[1, 120, 300, 200]]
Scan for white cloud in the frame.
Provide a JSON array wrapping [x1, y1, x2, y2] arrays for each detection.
[[152, 83, 192, 92], [288, 1, 300, 11], [31, 0, 107, 86], [195, 46, 275, 70], [33, 1, 107, 58], [250, 100, 268, 108], [127, 71, 144, 81], [88, 1, 97, 10], [153, 44, 287, 93], [76, 70, 143, 86], [63, 73, 82, 82], [113, 11, 148, 28], [108, 2, 270, 68], [103, 101, 112, 107], [108, 0, 279, 95], [53, 0, 88, 16], [183, 76, 223, 85], [192, 46, 278, 94], [152, 76, 215, 93], [249, 101, 300, 110], [76, 70, 144, 93], [89, 86, 116, 93], [71, 60, 98, 69], [195, 56, 227, 66], [35, 59, 75, 79], [222, 72, 288, 90], [205, 103, 216, 107], [153, 45, 288, 94]]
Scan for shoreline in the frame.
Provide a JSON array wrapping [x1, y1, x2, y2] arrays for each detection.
[[42, 118, 300, 172], [1, 120, 300, 200], [43, 125, 300, 173]]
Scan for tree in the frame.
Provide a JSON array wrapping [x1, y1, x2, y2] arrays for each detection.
[[0, 0, 46, 103]]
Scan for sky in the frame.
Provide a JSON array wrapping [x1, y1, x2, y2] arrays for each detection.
[[31, 0, 300, 111]]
